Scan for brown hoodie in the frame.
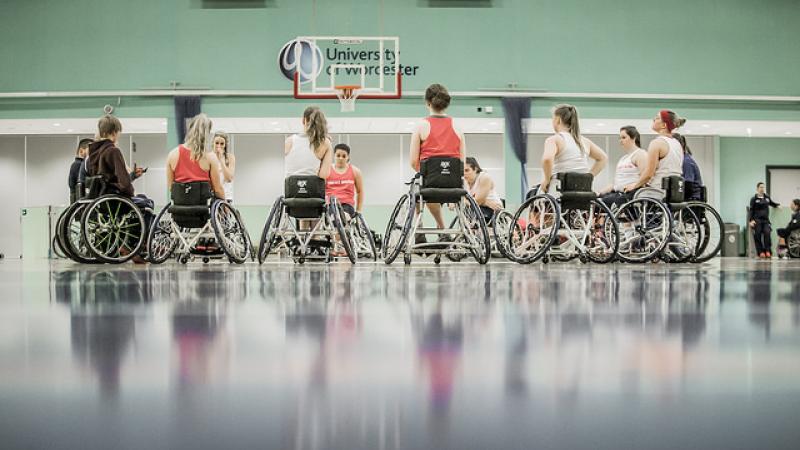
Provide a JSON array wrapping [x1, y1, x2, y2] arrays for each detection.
[[87, 139, 134, 197]]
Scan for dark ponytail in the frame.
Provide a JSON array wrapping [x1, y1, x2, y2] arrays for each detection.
[[620, 126, 641, 148]]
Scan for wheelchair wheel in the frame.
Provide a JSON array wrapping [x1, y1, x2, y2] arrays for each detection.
[[81, 196, 146, 264], [584, 200, 620, 264], [211, 200, 249, 264], [60, 202, 97, 263], [147, 203, 179, 264], [383, 193, 415, 265], [445, 216, 467, 262], [661, 207, 701, 263], [614, 198, 671, 263], [52, 209, 69, 259], [258, 197, 284, 264], [687, 202, 723, 263], [788, 230, 800, 259], [463, 195, 491, 264], [353, 213, 378, 261], [329, 198, 356, 264], [509, 194, 560, 264], [492, 210, 516, 259]]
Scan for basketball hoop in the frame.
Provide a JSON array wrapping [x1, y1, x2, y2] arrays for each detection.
[[335, 85, 361, 112]]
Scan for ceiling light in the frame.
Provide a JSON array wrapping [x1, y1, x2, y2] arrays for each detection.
[[271, 121, 279, 125], [785, 131, 793, 135], [66, 129, 73, 133], [746, 128, 753, 136], [53, 123, 61, 127], [596, 123, 605, 127], [161, 121, 168, 126], [702, 124, 710, 128]]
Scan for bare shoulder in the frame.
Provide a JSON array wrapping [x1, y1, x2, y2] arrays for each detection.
[[546, 134, 564, 146], [352, 165, 362, 176]]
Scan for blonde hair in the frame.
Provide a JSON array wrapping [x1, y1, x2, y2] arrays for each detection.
[[303, 106, 328, 150], [97, 114, 122, 139], [184, 113, 213, 161], [553, 104, 584, 154], [213, 130, 231, 163]]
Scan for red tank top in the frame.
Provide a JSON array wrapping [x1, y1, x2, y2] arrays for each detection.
[[326, 164, 356, 207], [420, 116, 462, 161], [174, 145, 211, 183]]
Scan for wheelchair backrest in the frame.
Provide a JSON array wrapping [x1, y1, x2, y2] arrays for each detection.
[[421, 157, 464, 189], [285, 175, 325, 199], [556, 172, 594, 193], [171, 182, 213, 206], [84, 176, 107, 199], [662, 176, 685, 203]]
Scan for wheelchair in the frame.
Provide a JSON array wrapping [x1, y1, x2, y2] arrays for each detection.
[[613, 176, 701, 263], [339, 208, 378, 261], [57, 176, 149, 264], [444, 201, 516, 261], [786, 229, 800, 259], [147, 181, 251, 264], [508, 172, 620, 264], [382, 157, 491, 265], [258, 175, 356, 264], [683, 182, 724, 263]]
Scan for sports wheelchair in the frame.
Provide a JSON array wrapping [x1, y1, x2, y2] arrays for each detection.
[[56, 176, 150, 264], [507, 172, 620, 264], [443, 200, 516, 261], [258, 175, 356, 264], [382, 157, 491, 265], [147, 181, 251, 264]]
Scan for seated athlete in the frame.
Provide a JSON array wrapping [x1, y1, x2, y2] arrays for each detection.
[[777, 198, 800, 258], [326, 143, 364, 220], [464, 157, 502, 222], [286, 106, 332, 179], [622, 110, 686, 198], [165, 113, 226, 200], [672, 132, 705, 201], [599, 126, 647, 207]]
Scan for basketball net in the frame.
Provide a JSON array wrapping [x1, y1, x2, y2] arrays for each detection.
[[335, 85, 361, 112]]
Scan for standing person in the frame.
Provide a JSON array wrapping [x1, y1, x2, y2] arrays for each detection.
[[599, 126, 647, 207], [285, 106, 333, 179], [409, 83, 466, 230], [529, 104, 607, 198], [623, 110, 685, 196], [673, 132, 704, 201], [325, 143, 364, 220], [776, 199, 800, 259], [749, 182, 780, 258], [464, 157, 502, 222], [68, 138, 93, 203], [213, 131, 235, 202]]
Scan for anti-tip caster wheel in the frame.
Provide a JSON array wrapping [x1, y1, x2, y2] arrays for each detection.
[[434, 256, 441, 265], [180, 255, 190, 264], [403, 254, 412, 265], [541, 255, 549, 264], [203, 257, 210, 264]]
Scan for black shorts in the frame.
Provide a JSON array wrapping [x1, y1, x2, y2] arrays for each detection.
[[600, 191, 634, 208], [479, 205, 495, 223], [777, 228, 789, 239]]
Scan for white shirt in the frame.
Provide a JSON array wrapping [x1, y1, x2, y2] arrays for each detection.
[[613, 148, 646, 192], [467, 172, 502, 209], [552, 132, 590, 175], [649, 136, 683, 189], [218, 165, 234, 201], [285, 134, 321, 177]]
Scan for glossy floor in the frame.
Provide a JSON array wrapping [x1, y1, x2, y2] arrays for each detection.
[[1, 258, 799, 450]]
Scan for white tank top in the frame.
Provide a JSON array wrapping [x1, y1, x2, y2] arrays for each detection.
[[648, 136, 683, 189], [613, 148, 645, 192], [467, 172, 502, 209], [552, 132, 590, 175], [218, 165, 234, 201], [285, 134, 321, 177]]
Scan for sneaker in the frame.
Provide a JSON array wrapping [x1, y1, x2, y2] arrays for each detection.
[[758, 252, 766, 259], [765, 251, 772, 258]]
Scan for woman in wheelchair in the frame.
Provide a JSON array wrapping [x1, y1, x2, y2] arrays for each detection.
[[409, 83, 466, 231], [286, 106, 333, 179], [464, 157, 502, 222], [673, 132, 705, 201], [622, 110, 686, 196], [599, 126, 646, 207], [776, 199, 800, 259]]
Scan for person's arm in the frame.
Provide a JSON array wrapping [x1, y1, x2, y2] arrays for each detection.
[[166, 149, 176, 188], [598, 184, 613, 195], [68, 162, 79, 190], [410, 126, 422, 172], [786, 213, 800, 232], [748, 196, 756, 226], [624, 141, 663, 192], [472, 174, 493, 205], [768, 195, 780, 208], [540, 135, 560, 192], [353, 166, 364, 213], [284, 136, 292, 155], [207, 153, 226, 199], [220, 153, 235, 182], [585, 138, 608, 177], [316, 140, 332, 180], [110, 148, 135, 196]]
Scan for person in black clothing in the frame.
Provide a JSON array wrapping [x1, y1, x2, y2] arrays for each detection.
[[68, 138, 93, 203], [749, 182, 780, 258], [776, 199, 800, 259]]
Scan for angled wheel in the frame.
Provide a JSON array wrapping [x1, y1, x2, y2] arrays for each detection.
[[353, 213, 378, 261], [492, 210, 516, 259], [329, 198, 356, 264], [788, 230, 800, 259], [81, 196, 146, 263], [662, 206, 700, 263], [258, 197, 284, 264], [509, 194, 560, 264], [584, 199, 620, 264], [61, 202, 98, 263], [614, 198, 671, 263], [462, 195, 491, 264], [211, 200, 249, 264], [147, 203, 179, 264], [383, 193, 415, 265], [687, 202, 724, 263]]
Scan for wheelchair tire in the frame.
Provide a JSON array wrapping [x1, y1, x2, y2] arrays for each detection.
[[147, 203, 179, 264], [614, 198, 672, 264], [329, 198, 356, 264], [52, 235, 67, 259], [509, 194, 560, 264], [258, 197, 284, 264], [492, 210, 516, 259], [61, 202, 100, 264], [354, 213, 378, 261], [584, 200, 620, 264], [81, 195, 146, 264], [463, 194, 491, 264], [788, 230, 800, 259], [661, 206, 701, 264], [686, 202, 724, 263], [383, 193, 415, 265], [211, 200, 249, 264]]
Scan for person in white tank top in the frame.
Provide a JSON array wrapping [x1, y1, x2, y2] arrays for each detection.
[[531, 104, 608, 198], [284, 107, 332, 179], [464, 157, 502, 220], [213, 131, 235, 201], [623, 110, 687, 197], [598, 126, 648, 207]]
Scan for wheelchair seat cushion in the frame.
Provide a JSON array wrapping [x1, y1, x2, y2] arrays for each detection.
[[556, 172, 594, 193], [421, 157, 464, 189], [168, 204, 211, 229], [283, 198, 326, 209], [559, 191, 597, 210], [419, 188, 467, 204]]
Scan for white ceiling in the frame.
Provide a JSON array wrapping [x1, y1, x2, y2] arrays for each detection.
[[0, 117, 798, 138]]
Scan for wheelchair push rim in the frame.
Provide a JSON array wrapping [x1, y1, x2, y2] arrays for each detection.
[[147, 203, 179, 264], [81, 196, 146, 264]]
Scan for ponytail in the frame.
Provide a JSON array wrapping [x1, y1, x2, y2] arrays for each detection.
[[553, 104, 584, 154], [303, 106, 328, 150]]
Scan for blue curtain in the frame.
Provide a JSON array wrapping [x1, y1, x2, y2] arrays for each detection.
[[501, 98, 531, 199]]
